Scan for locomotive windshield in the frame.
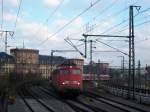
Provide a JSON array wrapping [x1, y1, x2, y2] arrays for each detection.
[[60, 69, 81, 75], [61, 69, 70, 75], [72, 69, 81, 75]]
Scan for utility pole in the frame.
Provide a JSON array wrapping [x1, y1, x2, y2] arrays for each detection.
[[84, 35, 87, 58], [122, 56, 125, 77], [90, 40, 93, 79], [118, 56, 125, 78], [50, 50, 54, 76], [90, 40, 93, 65], [83, 35, 87, 58], [0, 30, 14, 53], [128, 5, 140, 100], [138, 60, 141, 89], [89, 40, 97, 80]]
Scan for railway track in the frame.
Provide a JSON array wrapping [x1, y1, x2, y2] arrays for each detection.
[[18, 91, 34, 112], [18, 86, 149, 112], [84, 91, 149, 112], [19, 87, 55, 112], [103, 85, 150, 94], [30, 87, 75, 112], [39, 86, 108, 112]]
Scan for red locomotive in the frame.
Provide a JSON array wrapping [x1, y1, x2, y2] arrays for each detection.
[[51, 64, 83, 94]]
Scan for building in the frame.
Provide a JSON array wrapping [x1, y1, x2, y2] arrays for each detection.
[[83, 62, 109, 75], [39, 55, 66, 78], [63, 58, 84, 72], [0, 52, 14, 76], [10, 48, 39, 75], [0, 48, 84, 79]]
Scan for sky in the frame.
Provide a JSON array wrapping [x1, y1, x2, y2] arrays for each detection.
[[0, 0, 150, 67]]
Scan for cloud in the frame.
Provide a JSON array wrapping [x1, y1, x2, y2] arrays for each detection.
[[17, 21, 62, 44], [74, 17, 84, 27], [2, 13, 85, 55], [4, 13, 16, 22], [43, 0, 70, 7], [6, 0, 19, 7], [43, 0, 60, 7], [55, 19, 69, 28]]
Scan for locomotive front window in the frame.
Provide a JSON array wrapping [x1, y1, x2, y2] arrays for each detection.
[[72, 69, 81, 75], [61, 70, 70, 75]]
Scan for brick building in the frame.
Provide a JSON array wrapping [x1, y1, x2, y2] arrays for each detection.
[[10, 48, 39, 75]]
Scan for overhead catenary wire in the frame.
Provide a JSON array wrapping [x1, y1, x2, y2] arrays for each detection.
[[113, 7, 150, 34], [116, 19, 150, 34], [95, 6, 150, 45], [13, 0, 23, 32], [86, 0, 119, 25], [31, 0, 65, 43], [67, 0, 139, 40], [1, 0, 3, 30], [68, 0, 129, 37], [116, 37, 150, 49], [135, 19, 150, 27], [96, 39, 129, 56], [38, 0, 102, 46], [85, 0, 140, 34], [61, 0, 126, 50], [45, 0, 64, 23]]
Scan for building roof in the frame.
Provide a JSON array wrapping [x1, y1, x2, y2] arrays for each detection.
[[0, 52, 14, 63], [39, 55, 66, 65], [10, 48, 39, 53]]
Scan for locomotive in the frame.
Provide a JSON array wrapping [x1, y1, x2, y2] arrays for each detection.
[[51, 63, 83, 94]]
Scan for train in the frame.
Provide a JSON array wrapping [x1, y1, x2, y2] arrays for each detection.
[[51, 63, 83, 95], [83, 74, 110, 81]]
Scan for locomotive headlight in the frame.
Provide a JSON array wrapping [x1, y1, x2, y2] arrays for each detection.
[[62, 81, 69, 85], [77, 82, 80, 85]]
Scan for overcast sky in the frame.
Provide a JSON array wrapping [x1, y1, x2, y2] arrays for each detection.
[[0, 0, 150, 67]]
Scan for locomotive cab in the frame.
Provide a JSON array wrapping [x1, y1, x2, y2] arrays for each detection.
[[52, 65, 83, 93]]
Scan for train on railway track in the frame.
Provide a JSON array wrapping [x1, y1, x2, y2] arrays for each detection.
[[51, 63, 83, 95]]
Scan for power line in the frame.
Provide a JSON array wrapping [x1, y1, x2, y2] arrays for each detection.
[[95, 5, 142, 36], [33, 0, 64, 41], [96, 10, 141, 40], [45, 0, 64, 23], [135, 19, 150, 27], [39, 0, 102, 46], [14, 0, 23, 31], [116, 19, 150, 33], [1, 0, 3, 30], [117, 36, 150, 50], [67, 0, 139, 38], [114, 7, 150, 33], [89, 0, 119, 23], [96, 40, 128, 56], [88, 0, 140, 34], [96, 6, 150, 46], [67, 0, 120, 37], [100, 18, 129, 35]]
